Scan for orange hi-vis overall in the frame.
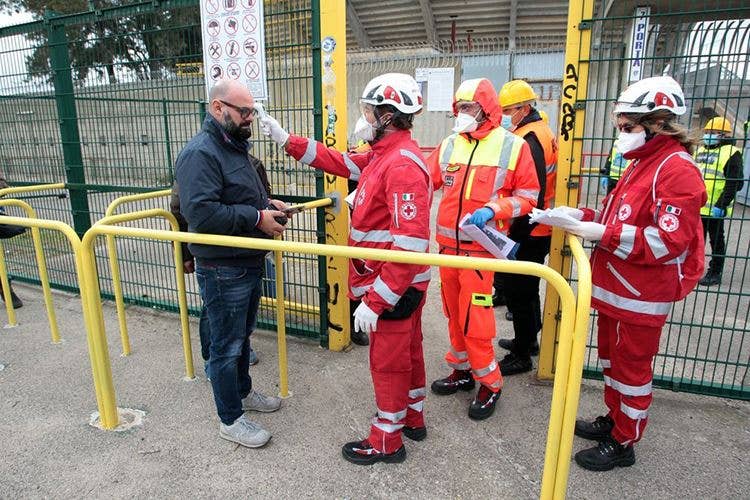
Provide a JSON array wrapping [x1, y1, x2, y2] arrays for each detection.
[[427, 78, 539, 392]]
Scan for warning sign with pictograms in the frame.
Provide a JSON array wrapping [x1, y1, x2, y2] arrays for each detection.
[[200, 0, 268, 100]]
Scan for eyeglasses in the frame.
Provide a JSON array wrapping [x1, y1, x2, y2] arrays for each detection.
[[219, 100, 255, 119], [616, 121, 640, 133], [456, 101, 481, 114]]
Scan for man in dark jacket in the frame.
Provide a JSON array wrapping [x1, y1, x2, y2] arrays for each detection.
[[175, 79, 288, 448]]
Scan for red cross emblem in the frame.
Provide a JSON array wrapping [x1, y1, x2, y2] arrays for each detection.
[[658, 213, 679, 232], [618, 203, 632, 221], [400, 202, 417, 220]]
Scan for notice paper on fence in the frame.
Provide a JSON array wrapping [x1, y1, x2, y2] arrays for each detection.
[[459, 214, 519, 260]]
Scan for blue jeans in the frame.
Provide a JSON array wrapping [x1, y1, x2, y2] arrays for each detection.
[[196, 263, 263, 425]]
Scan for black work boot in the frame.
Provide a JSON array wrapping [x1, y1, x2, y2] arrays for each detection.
[[342, 439, 406, 465], [492, 292, 506, 307], [699, 270, 721, 286], [574, 435, 635, 471], [431, 369, 475, 395], [505, 310, 513, 321], [497, 338, 540, 356], [575, 415, 614, 441], [402, 425, 427, 441], [0, 283, 22, 309], [350, 329, 369, 346], [468, 385, 501, 420], [499, 353, 533, 376]]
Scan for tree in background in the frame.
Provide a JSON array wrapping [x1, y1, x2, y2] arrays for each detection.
[[0, 0, 201, 85]]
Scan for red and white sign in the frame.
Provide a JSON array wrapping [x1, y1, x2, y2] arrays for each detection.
[[200, 0, 268, 99]]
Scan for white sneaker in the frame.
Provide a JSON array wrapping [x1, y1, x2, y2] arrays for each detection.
[[219, 414, 271, 448], [242, 389, 282, 413]]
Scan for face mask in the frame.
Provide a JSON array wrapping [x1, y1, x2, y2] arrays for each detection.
[[453, 112, 479, 133], [614, 130, 646, 154], [703, 133, 720, 146], [354, 114, 376, 142], [222, 112, 252, 141], [500, 114, 514, 130]]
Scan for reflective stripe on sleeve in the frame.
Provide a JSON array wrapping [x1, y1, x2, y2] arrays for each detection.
[[592, 285, 672, 316], [513, 188, 540, 200], [599, 358, 611, 368], [373, 276, 400, 306], [603, 374, 652, 396], [439, 137, 456, 173], [497, 134, 515, 169], [613, 224, 637, 259], [300, 138, 317, 164], [509, 198, 522, 218], [343, 153, 361, 180], [400, 149, 430, 179], [644, 226, 669, 259], [393, 234, 430, 252]]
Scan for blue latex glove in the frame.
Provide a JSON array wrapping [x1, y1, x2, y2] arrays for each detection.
[[468, 207, 495, 228], [599, 177, 608, 192], [709, 206, 726, 218]]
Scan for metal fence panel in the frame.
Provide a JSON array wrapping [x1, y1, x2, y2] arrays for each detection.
[[572, 2, 750, 399], [0, 0, 324, 340]]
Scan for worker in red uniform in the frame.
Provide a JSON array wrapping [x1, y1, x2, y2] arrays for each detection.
[[427, 78, 539, 420], [495, 79, 558, 375], [556, 76, 707, 471], [259, 73, 432, 465]]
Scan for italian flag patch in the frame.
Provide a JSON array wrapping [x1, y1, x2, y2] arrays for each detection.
[[402, 193, 414, 201], [665, 205, 681, 216]]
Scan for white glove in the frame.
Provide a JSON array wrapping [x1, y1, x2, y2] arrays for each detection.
[[567, 220, 606, 241], [353, 301, 379, 334], [259, 115, 290, 147], [555, 206, 584, 221]]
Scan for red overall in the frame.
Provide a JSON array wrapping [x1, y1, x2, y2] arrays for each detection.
[[286, 130, 431, 453]]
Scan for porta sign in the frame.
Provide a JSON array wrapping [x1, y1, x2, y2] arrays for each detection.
[[628, 6, 651, 83]]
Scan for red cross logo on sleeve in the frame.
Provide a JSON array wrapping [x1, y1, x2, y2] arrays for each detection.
[[400, 202, 417, 220], [658, 213, 679, 232]]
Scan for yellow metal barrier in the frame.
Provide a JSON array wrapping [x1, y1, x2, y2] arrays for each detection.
[[94, 209, 194, 381], [0, 199, 61, 342], [104, 189, 173, 355], [0, 214, 116, 430], [540, 234, 592, 500]]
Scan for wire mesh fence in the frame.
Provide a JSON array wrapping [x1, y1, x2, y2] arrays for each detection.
[[564, 1, 750, 399], [0, 0, 324, 340]]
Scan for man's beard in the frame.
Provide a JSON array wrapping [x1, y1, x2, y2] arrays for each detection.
[[222, 112, 252, 141]]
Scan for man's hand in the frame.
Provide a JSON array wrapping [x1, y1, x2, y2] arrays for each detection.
[[182, 259, 195, 274], [268, 199, 289, 212], [260, 115, 290, 147], [468, 207, 494, 228], [353, 301, 379, 334], [257, 209, 287, 237], [566, 220, 606, 241]]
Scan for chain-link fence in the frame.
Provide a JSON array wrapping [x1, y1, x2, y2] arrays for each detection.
[[564, 1, 750, 399], [0, 0, 325, 340]]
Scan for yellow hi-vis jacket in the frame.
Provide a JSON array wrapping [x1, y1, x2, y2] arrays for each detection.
[[694, 144, 741, 216]]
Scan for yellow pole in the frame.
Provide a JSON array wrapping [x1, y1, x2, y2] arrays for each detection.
[[0, 199, 60, 342], [96, 209, 194, 381], [106, 234, 130, 355], [0, 183, 66, 199], [319, 0, 350, 351], [274, 236, 289, 398], [103, 188, 173, 355], [0, 241, 17, 327], [553, 235, 593, 499], [538, 0, 595, 381]]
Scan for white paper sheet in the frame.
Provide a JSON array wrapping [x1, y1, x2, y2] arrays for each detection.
[[528, 207, 581, 229], [459, 213, 519, 260]]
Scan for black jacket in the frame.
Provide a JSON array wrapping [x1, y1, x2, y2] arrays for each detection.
[[174, 115, 271, 267]]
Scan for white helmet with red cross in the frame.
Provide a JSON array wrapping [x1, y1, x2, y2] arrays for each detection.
[[360, 73, 423, 114], [614, 76, 687, 116]]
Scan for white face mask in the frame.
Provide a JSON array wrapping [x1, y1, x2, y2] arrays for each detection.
[[453, 112, 479, 133], [354, 114, 376, 142], [614, 130, 646, 154]]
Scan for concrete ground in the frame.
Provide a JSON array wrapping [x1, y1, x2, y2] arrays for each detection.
[[0, 282, 748, 499]]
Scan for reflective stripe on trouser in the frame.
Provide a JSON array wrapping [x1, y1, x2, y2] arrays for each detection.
[[439, 252, 503, 392], [368, 299, 427, 453], [597, 313, 661, 446]]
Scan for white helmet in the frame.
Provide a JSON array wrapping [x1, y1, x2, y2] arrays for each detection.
[[361, 73, 423, 114], [614, 76, 687, 116]]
